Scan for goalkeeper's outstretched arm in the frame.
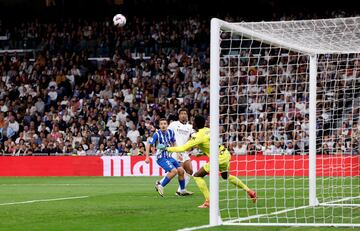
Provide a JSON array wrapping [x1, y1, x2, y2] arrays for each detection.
[[167, 136, 202, 153]]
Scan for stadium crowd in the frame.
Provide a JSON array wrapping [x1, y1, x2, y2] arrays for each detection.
[[219, 50, 360, 155], [0, 14, 359, 156]]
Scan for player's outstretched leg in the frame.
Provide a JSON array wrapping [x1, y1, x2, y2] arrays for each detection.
[[223, 172, 257, 203], [193, 167, 210, 208], [193, 177, 209, 208], [156, 168, 178, 197], [155, 180, 163, 197]]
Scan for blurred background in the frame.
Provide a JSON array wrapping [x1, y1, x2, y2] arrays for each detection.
[[0, 0, 358, 21]]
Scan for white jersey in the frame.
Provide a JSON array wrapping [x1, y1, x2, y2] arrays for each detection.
[[168, 121, 194, 162]]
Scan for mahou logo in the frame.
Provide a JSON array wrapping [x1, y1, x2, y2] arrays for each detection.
[[0, 156, 357, 177], [100, 156, 208, 176]]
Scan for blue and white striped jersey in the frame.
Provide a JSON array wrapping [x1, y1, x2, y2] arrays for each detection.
[[148, 129, 176, 159]]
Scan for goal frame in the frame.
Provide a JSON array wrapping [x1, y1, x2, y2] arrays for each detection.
[[207, 18, 360, 228]]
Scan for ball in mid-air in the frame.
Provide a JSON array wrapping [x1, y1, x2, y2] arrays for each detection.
[[113, 14, 126, 27]]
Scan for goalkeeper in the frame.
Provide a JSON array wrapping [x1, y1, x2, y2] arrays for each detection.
[[159, 115, 256, 208]]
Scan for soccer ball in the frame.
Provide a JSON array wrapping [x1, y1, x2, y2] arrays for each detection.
[[113, 14, 126, 27]]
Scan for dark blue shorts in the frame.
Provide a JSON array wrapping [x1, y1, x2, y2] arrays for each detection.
[[157, 157, 180, 172]]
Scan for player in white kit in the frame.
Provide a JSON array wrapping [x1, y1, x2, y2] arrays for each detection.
[[167, 108, 194, 195]]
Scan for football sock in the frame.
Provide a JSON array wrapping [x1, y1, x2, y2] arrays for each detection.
[[161, 176, 171, 187], [179, 179, 185, 190], [177, 173, 191, 192], [228, 175, 250, 191], [194, 177, 210, 200]]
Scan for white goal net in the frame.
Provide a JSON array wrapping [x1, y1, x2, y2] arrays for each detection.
[[209, 17, 360, 227]]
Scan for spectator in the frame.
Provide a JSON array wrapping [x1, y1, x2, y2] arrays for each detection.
[[158, 81, 170, 97], [35, 97, 45, 114], [106, 114, 119, 135], [107, 144, 120, 156], [285, 142, 295, 155], [77, 146, 86, 156], [96, 143, 107, 156], [127, 124, 140, 144], [117, 107, 128, 123], [7, 116, 19, 135], [0, 100, 8, 112], [232, 141, 247, 155]]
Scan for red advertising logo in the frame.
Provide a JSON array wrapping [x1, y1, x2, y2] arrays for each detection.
[[100, 156, 208, 176], [0, 155, 357, 177]]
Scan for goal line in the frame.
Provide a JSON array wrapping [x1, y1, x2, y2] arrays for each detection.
[[224, 195, 360, 225]]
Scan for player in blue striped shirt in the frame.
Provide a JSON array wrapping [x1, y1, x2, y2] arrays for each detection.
[[145, 118, 187, 196]]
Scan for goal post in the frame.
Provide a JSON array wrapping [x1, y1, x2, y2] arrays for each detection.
[[209, 18, 221, 226], [207, 17, 360, 228], [308, 54, 318, 207]]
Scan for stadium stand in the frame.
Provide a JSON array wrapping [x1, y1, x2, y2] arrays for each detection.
[[0, 12, 359, 156]]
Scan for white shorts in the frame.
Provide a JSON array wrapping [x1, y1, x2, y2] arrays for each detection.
[[172, 152, 191, 163]]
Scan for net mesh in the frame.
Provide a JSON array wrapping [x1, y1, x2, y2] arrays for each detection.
[[216, 17, 360, 226], [233, 17, 360, 53]]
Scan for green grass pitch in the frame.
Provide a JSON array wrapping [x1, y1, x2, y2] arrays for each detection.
[[0, 177, 358, 231]]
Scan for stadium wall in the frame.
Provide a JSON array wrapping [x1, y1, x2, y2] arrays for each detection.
[[0, 155, 358, 177]]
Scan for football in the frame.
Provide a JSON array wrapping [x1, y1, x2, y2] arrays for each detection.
[[113, 14, 126, 27]]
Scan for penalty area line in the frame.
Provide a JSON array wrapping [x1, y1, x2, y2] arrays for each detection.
[[0, 196, 89, 206]]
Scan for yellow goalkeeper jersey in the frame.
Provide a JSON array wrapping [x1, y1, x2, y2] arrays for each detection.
[[167, 127, 210, 156], [167, 127, 228, 157]]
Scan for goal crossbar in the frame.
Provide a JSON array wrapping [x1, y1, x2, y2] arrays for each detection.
[[215, 17, 360, 54]]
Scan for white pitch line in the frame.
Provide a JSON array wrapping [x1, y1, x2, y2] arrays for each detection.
[[225, 195, 360, 224], [320, 195, 360, 205], [182, 197, 360, 230], [0, 196, 89, 206], [177, 224, 214, 231], [226, 204, 312, 223], [319, 203, 360, 207], [0, 183, 150, 186]]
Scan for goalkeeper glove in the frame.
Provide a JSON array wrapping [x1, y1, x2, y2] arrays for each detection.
[[156, 143, 166, 151]]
